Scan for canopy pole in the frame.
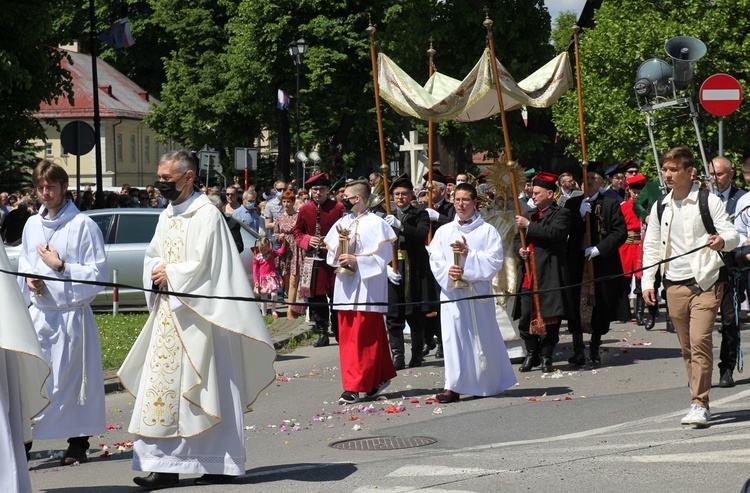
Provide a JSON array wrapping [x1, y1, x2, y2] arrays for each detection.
[[427, 38, 436, 243], [367, 20, 398, 272]]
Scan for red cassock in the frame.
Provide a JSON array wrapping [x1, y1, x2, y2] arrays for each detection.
[[619, 199, 643, 278], [338, 311, 397, 392], [293, 198, 346, 295]]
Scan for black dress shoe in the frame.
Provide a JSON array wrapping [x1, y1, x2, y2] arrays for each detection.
[[60, 446, 88, 466], [194, 474, 237, 485], [133, 472, 179, 490], [643, 313, 655, 330], [589, 349, 601, 367], [422, 339, 437, 356], [518, 353, 540, 372], [435, 389, 460, 403], [435, 344, 444, 359], [313, 334, 329, 347], [541, 356, 553, 373], [393, 355, 406, 370], [719, 371, 736, 388], [408, 356, 423, 368], [568, 352, 586, 366]]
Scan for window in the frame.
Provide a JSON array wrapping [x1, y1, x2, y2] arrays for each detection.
[[144, 136, 150, 163], [154, 142, 160, 162], [116, 133, 123, 162], [90, 214, 114, 243], [45, 143, 53, 156], [130, 134, 136, 162], [114, 214, 159, 244]]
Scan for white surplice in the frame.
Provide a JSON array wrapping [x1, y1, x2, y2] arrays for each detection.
[[118, 193, 276, 475], [17, 200, 107, 439], [323, 211, 396, 313], [428, 213, 517, 396], [1, 245, 50, 493]]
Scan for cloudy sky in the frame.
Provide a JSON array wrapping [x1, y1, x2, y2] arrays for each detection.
[[546, 0, 587, 21]]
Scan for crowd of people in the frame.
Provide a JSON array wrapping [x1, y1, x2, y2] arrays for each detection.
[[5, 145, 750, 491]]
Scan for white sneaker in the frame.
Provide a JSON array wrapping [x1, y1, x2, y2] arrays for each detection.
[[681, 404, 710, 426]]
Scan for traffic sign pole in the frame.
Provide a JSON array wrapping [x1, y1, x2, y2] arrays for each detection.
[[719, 117, 724, 156]]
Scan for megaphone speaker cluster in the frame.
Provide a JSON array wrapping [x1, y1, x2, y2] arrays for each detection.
[[634, 35, 706, 99]]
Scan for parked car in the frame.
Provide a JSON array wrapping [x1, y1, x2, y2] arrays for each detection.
[[4, 208, 260, 308]]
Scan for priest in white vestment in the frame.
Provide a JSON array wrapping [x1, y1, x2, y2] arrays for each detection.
[[1, 244, 50, 492], [428, 183, 517, 403], [118, 150, 276, 489], [324, 180, 397, 405], [18, 160, 108, 465]]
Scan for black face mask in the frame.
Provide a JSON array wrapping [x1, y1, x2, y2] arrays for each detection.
[[343, 198, 355, 212], [156, 180, 183, 202]]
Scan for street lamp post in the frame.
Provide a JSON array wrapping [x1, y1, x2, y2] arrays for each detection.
[[288, 37, 308, 182]]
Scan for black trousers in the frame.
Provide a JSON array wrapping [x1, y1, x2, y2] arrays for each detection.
[[719, 277, 743, 373], [309, 293, 338, 336], [518, 289, 561, 358]]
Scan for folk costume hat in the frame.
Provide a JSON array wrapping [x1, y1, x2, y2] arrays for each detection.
[[422, 169, 446, 185], [532, 171, 558, 191], [305, 172, 331, 188], [625, 174, 647, 189], [390, 173, 414, 192]]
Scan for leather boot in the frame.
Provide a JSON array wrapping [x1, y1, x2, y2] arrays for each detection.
[[519, 352, 540, 372], [25, 441, 32, 461], [313, 325, 329, 347], [408, 327, 425, 368], [635, 296, 645, 326], [589, 334, 602, 366], [568, 332, 586, 366], [388, 326, 405, 369], [541, 356, 553, 373]]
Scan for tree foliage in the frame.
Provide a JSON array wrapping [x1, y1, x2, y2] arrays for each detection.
[[552, 0, 750, 180], [147, 0, 555, 179], [0, 0, 72, 158]]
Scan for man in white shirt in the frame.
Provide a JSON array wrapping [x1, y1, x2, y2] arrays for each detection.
[[642, 146, 739, 427]]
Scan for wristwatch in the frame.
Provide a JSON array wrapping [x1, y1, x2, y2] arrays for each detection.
[[57, 260, 65, 273]]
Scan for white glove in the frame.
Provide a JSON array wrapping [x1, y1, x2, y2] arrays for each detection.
[[387, 269, 402, 285], [384, 214, 402, 230], [584, 246, 600, 260], [579, 199, 592, 218], [426, 208, 440, 221]]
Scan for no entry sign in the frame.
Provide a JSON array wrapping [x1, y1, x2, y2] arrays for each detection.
[[700, 73, 743, 117]]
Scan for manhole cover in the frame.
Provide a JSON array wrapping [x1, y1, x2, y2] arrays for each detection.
[[329, 436, 437, 450]]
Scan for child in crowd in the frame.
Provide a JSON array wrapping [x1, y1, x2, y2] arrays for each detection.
[[253, 237, 286, 317]]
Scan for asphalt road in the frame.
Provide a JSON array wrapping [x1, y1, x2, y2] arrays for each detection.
[[27, 318, 750, 493]]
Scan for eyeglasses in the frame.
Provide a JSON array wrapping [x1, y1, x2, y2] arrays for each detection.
[[625, 170, 638, 175]]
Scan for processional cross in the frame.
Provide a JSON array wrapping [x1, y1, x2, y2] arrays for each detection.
[[399, 130, 426, 181]]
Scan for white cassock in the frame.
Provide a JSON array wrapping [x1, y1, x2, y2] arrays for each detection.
[[118, 193, 276, 475], [481, 205, 529, 361], [17, 200, 107, 439], [1, 245, 50, 493], [428, 213, 517, 396]]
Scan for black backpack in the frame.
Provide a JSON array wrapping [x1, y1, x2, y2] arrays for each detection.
[[656, 187, 733, 272]]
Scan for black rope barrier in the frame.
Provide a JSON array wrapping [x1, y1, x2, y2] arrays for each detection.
[[0, 242, 719, 310]]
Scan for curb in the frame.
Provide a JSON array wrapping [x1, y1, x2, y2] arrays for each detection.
[[102, 320, 317, 395]]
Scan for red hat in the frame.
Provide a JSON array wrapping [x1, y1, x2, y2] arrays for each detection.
[[476, 172, 489, 181], [443, 174, 456, 184], [625, 174, 647, 189], [532, 171, 558, 191], [305, 172, 330, 187]]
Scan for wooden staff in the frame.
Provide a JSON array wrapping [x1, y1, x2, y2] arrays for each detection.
[[427, 38, 436, 243], [573, 24, 595, 332], [484, 9, 545, 335], [367, 21, 398, 272]]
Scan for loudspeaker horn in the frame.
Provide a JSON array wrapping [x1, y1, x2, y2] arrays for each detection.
[[634, 58, 673, 97], [665, 36, 707, 89]]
